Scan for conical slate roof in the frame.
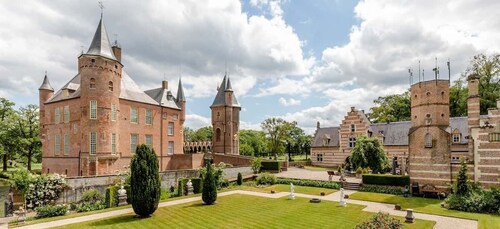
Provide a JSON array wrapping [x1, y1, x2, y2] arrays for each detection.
[[39, 74, 54, 91], [176, 78, 186, 102], [86, 18, 117, 60], [211, 74, 240, 107]]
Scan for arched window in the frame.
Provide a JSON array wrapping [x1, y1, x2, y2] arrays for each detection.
[[90, 78, 96, 89], [425, 133, 433, 148], [108, 81, 113, 91], [216, 128, 221, 142]]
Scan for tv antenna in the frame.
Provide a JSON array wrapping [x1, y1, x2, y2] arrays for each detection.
[[408, 68, 413, 85], [432, 57, 439, 80]]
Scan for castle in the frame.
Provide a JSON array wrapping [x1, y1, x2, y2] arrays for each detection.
[[39, 16, 241, 177], [311, 77, 500, 191]]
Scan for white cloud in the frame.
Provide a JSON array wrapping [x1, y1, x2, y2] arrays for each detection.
[[278, 97, 301, 107], [185, 114, 211, 130]]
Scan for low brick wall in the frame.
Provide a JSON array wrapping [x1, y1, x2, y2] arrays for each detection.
[[213, 154, 252, 166], [58, 166, 253, 203]]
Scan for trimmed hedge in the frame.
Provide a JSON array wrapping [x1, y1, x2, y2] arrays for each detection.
[[35, 205, 67, 219], [359, 184, 404, 195], [362, 174, 410, 187], [261, 161, 281, 171], [178, 178, 203, 196], [256, 173, 277, 185], [105, 185, 119, 208], [276, 178, 341, 189]]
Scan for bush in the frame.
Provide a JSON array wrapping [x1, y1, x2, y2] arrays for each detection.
[[445, 186, 500, 213], [76, 189, 105, 212], [130, 144, 161, 217], [356, 167, 363, 174], [359, 184, 404, 195], [177, 179, 187, 196], [456, 158, 469, 195], [105, 186, 119, 208], [160, 188, 170, 200], [275, 178, 341, 189], [261, 161, 281, 172], [26, 173, 66, 209], [191, 178, 203, 193], [256, 173, 277, 185], [202, 163, 217, 205], [355, 212, 403, 229], [35, 204, 67, 219], [237, 172, 243, 185], [362, 174, 409, 187], [250, 157, 263, 173]]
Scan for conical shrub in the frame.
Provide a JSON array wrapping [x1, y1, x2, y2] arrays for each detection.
[[130, 144, 161, 217], [202, 163, 217, 205]]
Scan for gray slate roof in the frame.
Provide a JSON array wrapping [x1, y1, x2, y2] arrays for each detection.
[[176, 78, 186, 102], [38, 74, 54, 91], [144, 87, 181, 109], [86, 18, 117, 60], [211, 75, 240, 107], [312, 117, 468, 147]]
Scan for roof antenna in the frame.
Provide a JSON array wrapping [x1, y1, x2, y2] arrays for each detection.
[[98, 1, 104, 19], [408, 68, 413, 85], [418, 60, 421, 82], [432, 57, 439, 80], [422, 69, 425, 81], [447, 58, 451, 81]]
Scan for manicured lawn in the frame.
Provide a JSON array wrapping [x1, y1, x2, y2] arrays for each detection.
[[350, 192, 500, 229], [55, 194, 434, 229], [239, 184, 337, 195], [303, 166, 335, 171]]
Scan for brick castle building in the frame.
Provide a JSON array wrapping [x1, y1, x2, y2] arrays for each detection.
[[39, 17, 187, 176], [311, 77, 500, 190]]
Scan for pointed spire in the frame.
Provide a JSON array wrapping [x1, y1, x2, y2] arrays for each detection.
[[86, 18, 117, 60], [39, 72, 54, 91], [176, 78, 186, 102], [219, 74, 227, 92], [225, 75, 233, 91]]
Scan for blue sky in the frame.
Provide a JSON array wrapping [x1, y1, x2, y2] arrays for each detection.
[[1, 0, 499, 133]]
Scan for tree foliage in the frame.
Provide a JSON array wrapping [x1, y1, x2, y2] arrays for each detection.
[[0, 98, 16, 171], [368, 91, 411, 123], [456, 158, 469, 196], [466, 53, 500, 114], [130, 144, 160, 217], [261, 118, 309, 159], [202, 162, 217, 205], [239, 130, 267, 157], [184, 126, 213, 142], [350, 136, 388, 173], [13, 104, 41, 171]]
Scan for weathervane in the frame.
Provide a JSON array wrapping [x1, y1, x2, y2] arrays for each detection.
[[432, 57, 439, 80], [98, 1, 104, 18]]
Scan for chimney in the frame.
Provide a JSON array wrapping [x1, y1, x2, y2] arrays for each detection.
[[467, 74, 480, 127], [316, 121, 320, 129], [112, 41, 121, 62], [162, 80, 168, 90]]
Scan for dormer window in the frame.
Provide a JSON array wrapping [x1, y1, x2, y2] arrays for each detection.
[[108, 81, 113, 91], [453, 133, 461, 143], [90, 78, 96, 89]]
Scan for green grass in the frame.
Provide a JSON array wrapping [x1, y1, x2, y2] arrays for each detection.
[[350, 192, 500, 229], [239, 184, 337, 195], [276, 155, 308, 161], [303, 166, 335, 171], [55, 194, 434, 229]]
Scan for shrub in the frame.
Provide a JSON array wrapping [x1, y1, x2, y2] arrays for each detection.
[[177, 179, 187, 196], [362, 174, 410, 187], [35, 204, 67, 219], [202, 163, 217, 205], [261, 161, 281, 171], [76, 189, 105, 212], [237, 172, 243, 185], [356, 167, 363, 174], [445, 186, 500, 213], [359, 184, 404, 195], [160, 189, 170, 200], [250, 157, 263, 173], [105, 186, 119, 208], [355, 212, 403, 229], [191, 178, 203, 193], [25, 173, 66, 209], [275, 178, 341, 189], [130, 144, 161, 217], [456, 158, 469, 195], [256, 173, 277, 185], [198, 162, 225, 189]]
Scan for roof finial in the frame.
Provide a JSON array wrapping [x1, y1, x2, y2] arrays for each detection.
[[98, 1, 104, 19]]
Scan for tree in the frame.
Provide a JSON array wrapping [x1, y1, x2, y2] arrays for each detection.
[[0, 98, 16, 171], [202, 163, 217, 205], [261, 118, 298, 159], [368, 91, 411, 123], [130, 144, 160, 217], [11, 168, 34, 208], [350, 136, 388, 173], [239, 143, 254, 156], [239, 130, 267, 157], [449, 76, 468, 117], [466, 53, 500, 114], [14, 105, 41, 171], [456, 158, 469, 196]]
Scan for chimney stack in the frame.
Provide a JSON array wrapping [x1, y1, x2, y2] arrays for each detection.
[[317, 121, 320, 129], [162, 80, 168, 90]]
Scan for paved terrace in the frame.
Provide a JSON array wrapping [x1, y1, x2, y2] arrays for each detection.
[[277, 167, 362, 183]]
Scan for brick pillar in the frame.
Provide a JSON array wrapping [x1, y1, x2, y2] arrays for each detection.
[[467, 74, 480, 127]]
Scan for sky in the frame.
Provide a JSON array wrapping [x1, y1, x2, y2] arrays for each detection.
[[1, 0, 499, 134]]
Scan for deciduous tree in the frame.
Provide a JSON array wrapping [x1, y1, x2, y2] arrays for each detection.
[[350, 136, 388, 173]]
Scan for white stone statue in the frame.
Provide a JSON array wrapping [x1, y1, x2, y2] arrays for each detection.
[[339, 188, 346, 207], [118, 185, 128, 206], [288, 183, 295, 200], [186, 179, 194, 195]]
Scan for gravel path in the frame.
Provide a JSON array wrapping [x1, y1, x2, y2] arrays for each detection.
[[277, 167, 362, 183], [16, 189, 477, 229]]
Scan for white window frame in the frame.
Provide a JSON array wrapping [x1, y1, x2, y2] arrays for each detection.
[[90, 100, 97, 120], [54, 134, 61, 155], [63, 134, 69, 155], [111, 104, 117, 121], [425, 133, 433, 148], [64, 106, 70, 123], [55, 107, 61, 124], [168, 122, 174, 135], [131, 107, 138, 124], [452, 133, 461, 143], [145, 134, 152, 147], [145, 109, 152, 125], [111, 133, 117, 155], [130, 134, 138, 153], [348, 137, 356, 148], [168, 141, 174, 155], [89, 132, 97, 155], [317, 153, 323, 162]]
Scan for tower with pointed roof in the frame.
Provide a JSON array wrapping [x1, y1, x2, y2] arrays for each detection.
[[211, 75, 241, 155], [39, 73, 54, 139]]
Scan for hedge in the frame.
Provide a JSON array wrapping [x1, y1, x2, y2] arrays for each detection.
[[105, 185, 119, 208], [178, 178, 203, 196], [362, 174, 410, 187], [35, 205, 67, 219], [261, 161, 281, 171], [359, 184, 404, 195], [276, 178, 341, 189]]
